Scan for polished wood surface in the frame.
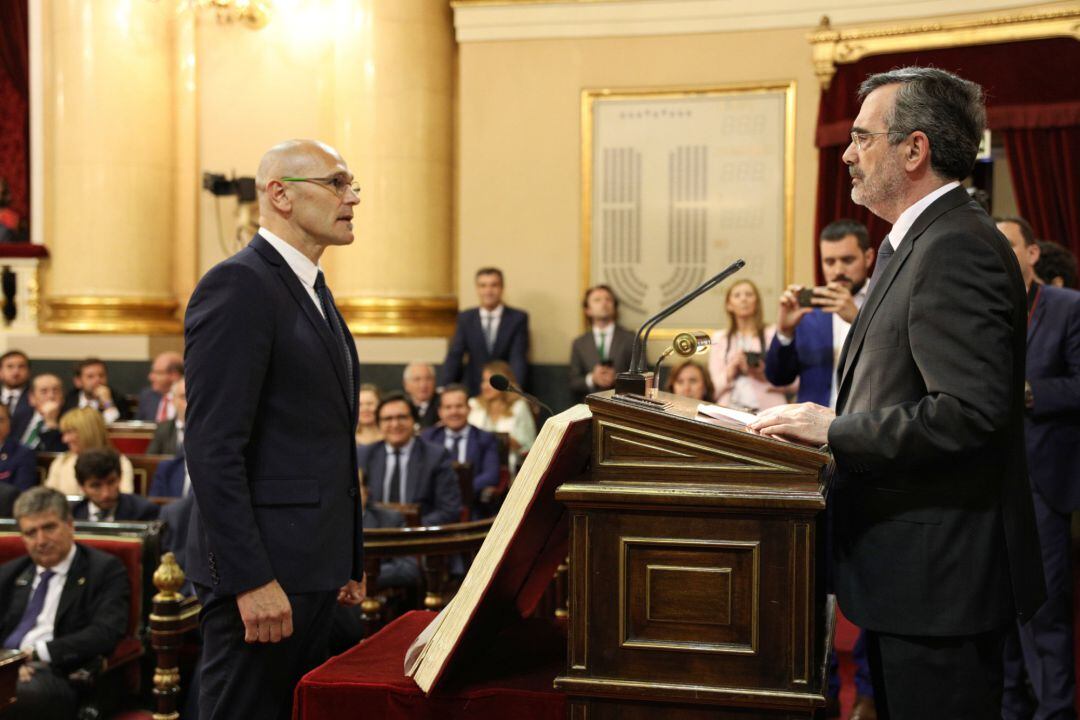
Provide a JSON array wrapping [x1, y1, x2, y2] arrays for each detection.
[[0, 649, 25, 713], [555, 390, 831, 718]]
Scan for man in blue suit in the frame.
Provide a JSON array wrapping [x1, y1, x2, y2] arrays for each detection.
[[358, 393, 461, 526], [440, 267, 530, 394], [999, 216, 1080, 720], [184, 139, 364, 720], [71, 448, 159, 522], [0, 404, 35, 491], [421, 384, 500, 513], [149, 454, 188, 498]]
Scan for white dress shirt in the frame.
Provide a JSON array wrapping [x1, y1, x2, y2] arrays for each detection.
[[382, 438, 415, 503], [260, 227, 325, 319], [886, 181, 960, 254], [829, 282, 870, 409], [21, 543, 78, 663], [585, 323, 616, 390], [87, 501, 115, 522], [1, 386, 22, 410], [77, 393, 120, 424]]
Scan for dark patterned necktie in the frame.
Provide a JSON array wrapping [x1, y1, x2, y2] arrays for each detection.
[[314, 271, 354, 409], [387, 449, 403, 502]]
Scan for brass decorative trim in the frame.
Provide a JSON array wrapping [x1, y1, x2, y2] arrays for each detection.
[[335, 295, 458, 337], [808, 6, 1080, 89], [42, 296, 181, 335]]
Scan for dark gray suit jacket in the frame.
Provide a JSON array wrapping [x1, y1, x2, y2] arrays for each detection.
[[146, 419, 181, 455], [568, 325, 635, 401], [357, 438, 461, 526], [829, 186, 1044, 636]]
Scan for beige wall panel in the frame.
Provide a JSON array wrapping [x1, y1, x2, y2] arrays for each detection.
[[458, 28, 821, 363]]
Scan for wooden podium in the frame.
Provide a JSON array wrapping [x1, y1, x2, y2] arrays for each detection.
[[554, 391, 832, 719]]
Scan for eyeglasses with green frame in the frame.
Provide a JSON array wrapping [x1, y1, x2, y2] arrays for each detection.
[[280, 175, 361, 199], [849, 130, 910, 151]]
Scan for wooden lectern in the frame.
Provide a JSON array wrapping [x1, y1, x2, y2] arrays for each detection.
[[555, 390, 832, 719]]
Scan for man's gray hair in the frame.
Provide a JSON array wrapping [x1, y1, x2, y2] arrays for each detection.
[[859, 66, 986, 182], [402, 362, 435, 383], [14, 486, 72, 522]]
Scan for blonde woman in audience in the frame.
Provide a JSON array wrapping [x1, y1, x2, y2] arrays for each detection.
[[355, 383, 382, 446], [45, 407, 135, 495], [468, 360, 536, 475], [664, 360, 716, 402], [708, 279, 793, 411]]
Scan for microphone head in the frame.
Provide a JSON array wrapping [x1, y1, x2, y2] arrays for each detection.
[[489, 374, 511, 391]]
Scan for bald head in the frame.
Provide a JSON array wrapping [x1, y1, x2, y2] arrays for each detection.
[[254, 139, 359, 262]]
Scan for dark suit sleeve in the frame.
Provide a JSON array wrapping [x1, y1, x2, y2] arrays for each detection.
[[509, 310, 530, 389], [829, 231, 1018, 472], [146, 423, 168, 455], [184, 261, 278, 594], [474, 432, 500, 490], [39, 429, 67, 453], [422, 447, 462, 526], [127, 494, 161, 521], [112, 389, 132, 421], [12, 449, 37, 491], [1030, 293, 1080, 420], [568, 337, 591, 395], [440, 314, 467, 386], [764, 333, 800, 387], [46, 555, 130, 672], [0, 485, 17, 518]]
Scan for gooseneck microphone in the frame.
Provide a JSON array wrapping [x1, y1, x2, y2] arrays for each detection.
[[489, 374, 554, 416]]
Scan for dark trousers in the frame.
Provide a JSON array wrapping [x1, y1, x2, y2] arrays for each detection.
[[865, 627, 1006, 720], [1002, 488, 1076, 720], [12, 665, 79, 720], [195, 587, 336, 720]]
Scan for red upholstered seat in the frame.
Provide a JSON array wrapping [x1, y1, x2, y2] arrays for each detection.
[[294, 610, 567, 720]]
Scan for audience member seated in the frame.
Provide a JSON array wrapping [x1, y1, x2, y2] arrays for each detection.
[[357, 393, 461, 526], [708, 279, 792, 411], [330, 473, 422, 655], [441, 267, 530, 395], [355, 384, 382, 446], [0, 404, 35, 491], [1036, 240, 1078, 289], [0, 487, 129, 720], [0, 482, 18, 518], [61, 358, 132, 423], [468, 361, 536, 476], [403, 362, 440, 429], [147, 377, 186, 455], [1, 350, 33, 441], [148, 454, 190, 498], [664, 360, 715, 402], [71, 449, 159, 522], [45, 408, 135, 496], [18, 373, 67, 452], [569, 284, 635, 402], [421, 384, 500, 501], [136, 351, 183, 422]]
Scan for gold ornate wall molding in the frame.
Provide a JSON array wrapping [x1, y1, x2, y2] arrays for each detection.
[[808, 5, 1080, 89], [42, 297, 182, 335], [336, 296, 459, 338]]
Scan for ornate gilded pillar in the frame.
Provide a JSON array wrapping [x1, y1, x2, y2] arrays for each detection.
[[328, 0, 456, 337], [38, 0, 179, 334]]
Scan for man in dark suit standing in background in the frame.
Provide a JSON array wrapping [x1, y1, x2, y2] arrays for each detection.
[[441, 267, 529, 395], [184, 139, 364, 720], [568, 285, 634, 403], [749, 67, 1044, 717], [998, 216, 1080, 720], [358, 393, 461, 526]]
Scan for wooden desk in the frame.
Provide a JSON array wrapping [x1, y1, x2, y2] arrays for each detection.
[[0, 649, 26, 713]]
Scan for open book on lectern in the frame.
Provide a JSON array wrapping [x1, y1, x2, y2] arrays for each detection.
[[405, 404, 593, 694]]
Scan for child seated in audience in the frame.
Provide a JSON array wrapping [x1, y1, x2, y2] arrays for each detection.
[[71, 448, 158, 522], [355, 383, 383, 446], [664, 360, 715, 402], [45, 407, 135, 495], [468, 360, 536, 476]]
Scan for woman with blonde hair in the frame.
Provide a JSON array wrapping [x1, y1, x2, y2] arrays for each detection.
[[708, 279, 793, 411], [355, 383, 383, 446], [45, 408, 135, 495], [467, 360, 536, 475]]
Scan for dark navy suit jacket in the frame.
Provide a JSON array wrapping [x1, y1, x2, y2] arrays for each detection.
[[72, 493, 160, 522], [184, 233, 362, 596], [0, 437, 36, 491], [440, 306, 529, 395], [421, 424, 500, 491], [764, 309, 834, 406], [357, 438, 461, 526], [1025, 284, 1080, 511], [149, 454, 186, 498], [7, 388, 32, 442], [136, 387, 163, 422]]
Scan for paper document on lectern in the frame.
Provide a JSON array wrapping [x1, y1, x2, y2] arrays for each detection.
[[405, 404, 593, 694]]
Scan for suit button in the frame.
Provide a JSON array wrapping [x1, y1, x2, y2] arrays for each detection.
[[348, 487, 358, 498]]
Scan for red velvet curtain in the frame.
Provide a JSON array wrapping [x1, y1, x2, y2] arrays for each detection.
[[814, 38, 1080, 282], [0, 0, 29, 223]]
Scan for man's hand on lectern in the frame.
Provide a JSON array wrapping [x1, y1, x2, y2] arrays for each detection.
[[237, 579, 293, 643]]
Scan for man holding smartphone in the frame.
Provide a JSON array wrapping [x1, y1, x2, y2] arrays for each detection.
[[764, 218, 877, 719]]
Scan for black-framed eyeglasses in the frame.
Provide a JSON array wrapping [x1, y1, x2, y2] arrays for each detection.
[[280, 175, 361, 199], [849, 130, 908, 151]]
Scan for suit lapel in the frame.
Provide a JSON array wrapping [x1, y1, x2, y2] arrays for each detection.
[[4, 565, 34, 634], [55, 546, 88, 632], [371, 447, 387, 502], [250, 235, 352, 414], [467, 310, 488, 358], [406, 443, 424, 503], [1027, 286, 1047, 343]]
